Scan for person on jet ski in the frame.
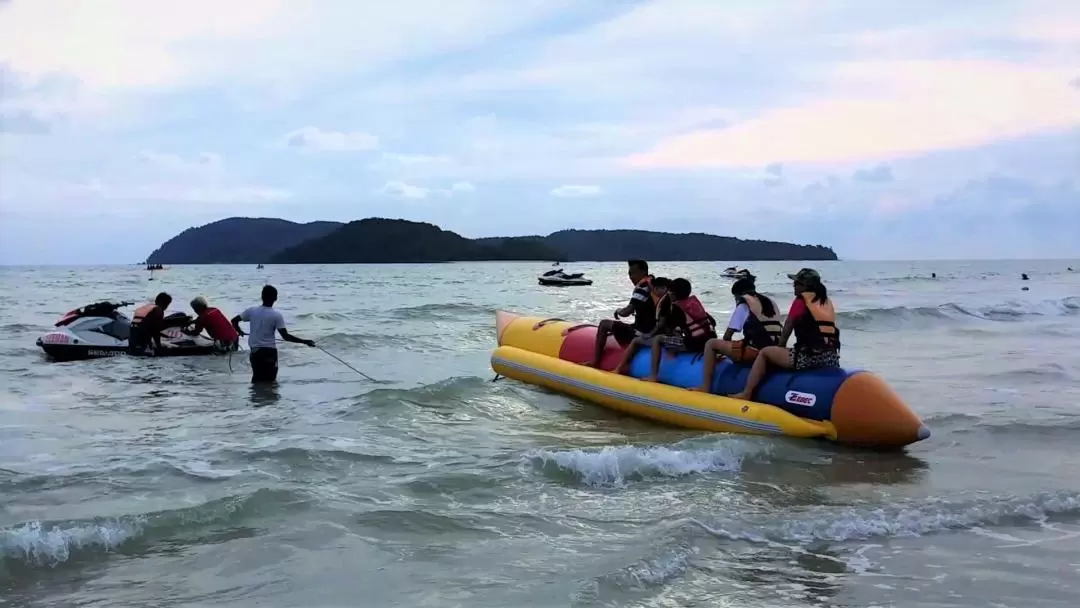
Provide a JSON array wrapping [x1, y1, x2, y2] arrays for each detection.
[[184, 296, 240, 351], [129, 292, 172, 355]]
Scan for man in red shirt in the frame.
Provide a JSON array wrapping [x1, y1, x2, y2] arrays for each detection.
[[185, 296, 240, 351]]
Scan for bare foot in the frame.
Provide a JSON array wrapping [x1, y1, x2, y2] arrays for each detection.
[[690, 385, 710, 393], [614, 366, 627, 375], [728, 392, 750, 401], [643, 375, 658, 382]]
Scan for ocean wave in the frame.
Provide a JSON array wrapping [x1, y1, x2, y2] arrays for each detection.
[[692, 489, 1080, 545], [522, 438, 771, 488], [0, 488, 308, 573], [840, 296, 1080, 331], [387, 303, 495, 320]]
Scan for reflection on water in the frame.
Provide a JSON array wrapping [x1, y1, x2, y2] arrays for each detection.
[[249, 383, 281, 407]]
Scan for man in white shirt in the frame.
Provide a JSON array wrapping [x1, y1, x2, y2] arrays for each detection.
[[231, 284, 316, 383]]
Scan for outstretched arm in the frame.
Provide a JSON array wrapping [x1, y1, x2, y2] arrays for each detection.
[[183, 317, 206, 336], [278, 328, 315, 347]]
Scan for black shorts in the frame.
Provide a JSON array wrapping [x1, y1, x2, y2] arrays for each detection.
[[610, 321, 647, 346], [249, 347, 279, 383]]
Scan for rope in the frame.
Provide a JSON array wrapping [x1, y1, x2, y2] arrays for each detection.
[[317, 346, 379, 382]]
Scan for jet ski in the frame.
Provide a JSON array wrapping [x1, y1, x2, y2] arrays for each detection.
[[722, 266, 752, 279], [36, 300, 220, 362], [538, 269, 593, 286]]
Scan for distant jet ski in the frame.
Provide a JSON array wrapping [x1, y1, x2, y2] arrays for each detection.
[[36, 300, 220, 362], [722, 266, 752, 279], [538, 269, 593, 287]]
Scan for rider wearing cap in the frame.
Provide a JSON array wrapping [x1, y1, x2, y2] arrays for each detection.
[[730, 268, 840, 401]]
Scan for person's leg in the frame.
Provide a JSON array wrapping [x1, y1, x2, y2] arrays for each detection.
[[729, 346, 793, 400], [588, 319, 615, 367], [250, 348, 278, 384], [614, 335, 645, 374], [642, 336, 664, 382], [692, 338, 722, 392], [266, 348, 279, 382]]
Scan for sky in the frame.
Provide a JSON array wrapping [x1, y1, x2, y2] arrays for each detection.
[[1, 0, 1078, 264]]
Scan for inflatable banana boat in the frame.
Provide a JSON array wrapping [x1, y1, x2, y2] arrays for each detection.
[[490, 311, 930, 449]]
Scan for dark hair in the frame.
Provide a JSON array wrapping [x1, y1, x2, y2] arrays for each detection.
[[808, 282, 829, 304], [155, 292, 172, 306], [261, 284, 278, 304], [670, 277, 692, 299], [651, 276, 670, 289], [628, 259, 649, 274], [732, 279, 778, 317]]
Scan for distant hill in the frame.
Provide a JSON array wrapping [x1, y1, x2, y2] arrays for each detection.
[[476, 229, 836, 261], [146, 216, 837, 264], [547, 229, 835, 261], [146, 218, 342, 264], [271, 218, 565, 263]]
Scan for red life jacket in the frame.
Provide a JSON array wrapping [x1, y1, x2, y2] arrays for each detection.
[[200, 307, 239, 342], [673, 295, 716, 340]]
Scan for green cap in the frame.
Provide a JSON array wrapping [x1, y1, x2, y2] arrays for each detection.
[[786, 268, 821, 283]]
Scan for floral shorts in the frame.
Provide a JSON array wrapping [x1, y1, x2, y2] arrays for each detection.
[[792, 348, 840, 370]]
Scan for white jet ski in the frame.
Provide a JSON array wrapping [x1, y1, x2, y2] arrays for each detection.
[[36, 300, 220, 362], [538, 269, 593, 287]]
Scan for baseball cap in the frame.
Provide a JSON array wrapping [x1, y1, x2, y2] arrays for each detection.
[[786, 268, 821, 283]]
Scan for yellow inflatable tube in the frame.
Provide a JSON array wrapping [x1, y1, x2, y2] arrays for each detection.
[[491, 311, 837, 440]]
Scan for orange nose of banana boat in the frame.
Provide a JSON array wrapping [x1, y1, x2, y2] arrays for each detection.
[[831, 371, 929, 448]]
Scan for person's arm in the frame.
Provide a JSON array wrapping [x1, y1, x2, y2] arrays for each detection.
[[183, 317, 206, 336], [779, 299, 803, 347], [231, 309, 248, 337], [724, 304, 749, 341], [148, 310, 165, 349], [274, 312, 315, 347]]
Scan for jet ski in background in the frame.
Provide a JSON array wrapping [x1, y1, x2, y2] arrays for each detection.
[[538, 268, 593, 286], [722, 266, 753, 279], [36, 300, 219, 362]]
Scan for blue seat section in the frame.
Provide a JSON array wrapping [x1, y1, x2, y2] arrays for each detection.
[[625, 349, 855, 421]]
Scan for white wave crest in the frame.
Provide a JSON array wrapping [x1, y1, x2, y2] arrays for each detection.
[[1, 519, 139, 567], [524, 439, 766, 487], [694, 490, 1080, 544]]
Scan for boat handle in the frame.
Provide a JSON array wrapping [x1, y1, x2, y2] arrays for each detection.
[[532, 317, 566, 330], [560, 323, 595, 336]]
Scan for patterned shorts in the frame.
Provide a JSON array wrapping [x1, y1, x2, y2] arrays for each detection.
[[792, 348, 840, 370], [658, 333, 685, 350]]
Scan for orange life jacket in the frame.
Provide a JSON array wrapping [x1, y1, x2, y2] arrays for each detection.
[[673, 295, 716, 340], [132, 303, 157, 325], [738, 293, 783, 349], [793, 292, 840, 351]]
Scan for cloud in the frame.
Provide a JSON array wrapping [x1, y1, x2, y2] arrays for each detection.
[[622, 60, 1080, 169], [2, 0, 1079, 263], [284, 127, 379, 152], [0, 109, 51, 134], [550, 184, 603, 198], [852, 165, 894, 183], [379, 180, 476, 200], [135, 150, 223, 172]]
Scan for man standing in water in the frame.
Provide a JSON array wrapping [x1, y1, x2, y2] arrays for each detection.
[[231, 285, 316, 383]]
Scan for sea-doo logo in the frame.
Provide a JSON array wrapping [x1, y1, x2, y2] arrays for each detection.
[[88, 349, 123, 357], [785, 390, 817, 407]]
